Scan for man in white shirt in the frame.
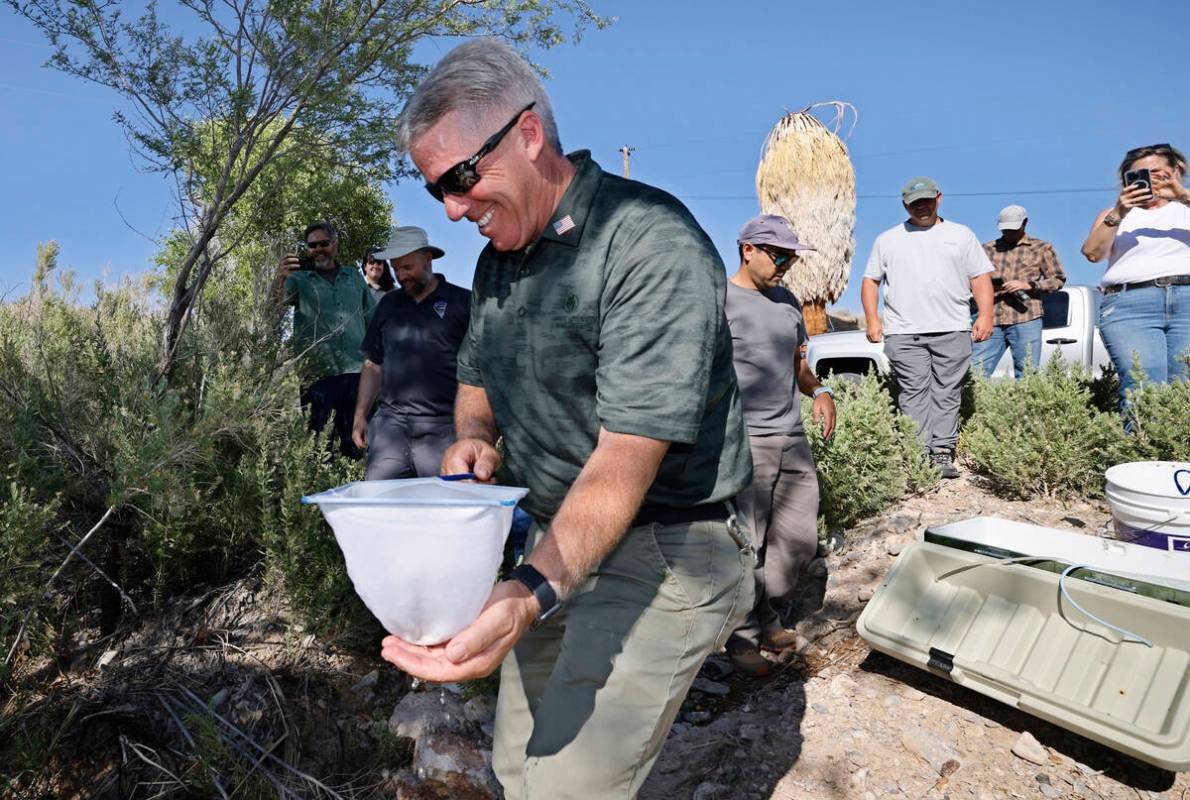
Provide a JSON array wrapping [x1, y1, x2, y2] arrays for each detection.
[[861, 177, 994, 478]]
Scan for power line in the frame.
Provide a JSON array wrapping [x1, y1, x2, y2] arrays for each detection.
[[682, 187, 1114, 201]]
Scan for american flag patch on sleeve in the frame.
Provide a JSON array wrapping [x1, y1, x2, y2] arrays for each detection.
[[553, 215, 575, 235]]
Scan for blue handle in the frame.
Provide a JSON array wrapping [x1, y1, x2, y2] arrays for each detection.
[[439, 472, 477, 482]]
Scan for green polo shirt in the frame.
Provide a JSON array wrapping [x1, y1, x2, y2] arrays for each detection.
[[457, 151, 751, 520], [283, 263, 375, 378]]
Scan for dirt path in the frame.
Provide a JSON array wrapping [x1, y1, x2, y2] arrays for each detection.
[[641, 472, 1190, 800]]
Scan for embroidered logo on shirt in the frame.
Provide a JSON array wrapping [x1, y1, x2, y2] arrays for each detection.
[[434, 301, 447, 319], [553, 215, 575, 236]]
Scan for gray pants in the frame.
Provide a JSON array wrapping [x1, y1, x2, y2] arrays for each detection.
[[729, 433, 820, 648], [364, 409, 455, 480], [493, 518, 752, 798], [883, 331, 972, 454]]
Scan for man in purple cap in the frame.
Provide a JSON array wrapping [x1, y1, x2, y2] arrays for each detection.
[[724, 214, 837, 677]]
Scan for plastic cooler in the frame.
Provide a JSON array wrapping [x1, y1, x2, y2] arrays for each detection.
[[302, 477, 529, 645]]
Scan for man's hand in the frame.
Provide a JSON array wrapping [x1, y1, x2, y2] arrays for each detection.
[[278, 253, 300, 277], [442, 438, 502, 481], [1001, 279, 1030, 293], [812, 393, 836, 440], [380, 580, 538, 682], [971, 314, 994, 342], [351, 414, 369, 450], [865, 318, 884, 344]]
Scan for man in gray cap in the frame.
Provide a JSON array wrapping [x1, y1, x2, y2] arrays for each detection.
[[351, 225, 471, 478], [972, 205, 1066, 378], [723, 214, 836, 677], [861, 177, 994, 478]]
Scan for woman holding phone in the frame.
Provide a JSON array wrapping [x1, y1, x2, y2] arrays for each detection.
[[1081, 143, 1190, 408]]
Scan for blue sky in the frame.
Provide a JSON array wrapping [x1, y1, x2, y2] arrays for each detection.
[[3, 0, 1189, 312]]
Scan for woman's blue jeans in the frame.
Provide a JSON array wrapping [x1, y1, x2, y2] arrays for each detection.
[[1098, 283, 1190, 405]]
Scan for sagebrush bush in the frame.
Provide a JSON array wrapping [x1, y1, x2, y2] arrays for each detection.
[[803, 373, 939, 534], [0, 268, 379, 675], [1125, 353, 1190, 462], [960, 359, 1129, 498]]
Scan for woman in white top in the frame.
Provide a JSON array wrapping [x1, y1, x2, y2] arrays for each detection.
[[361, 249, 396, 303], [1081, 143, 1190, 408]]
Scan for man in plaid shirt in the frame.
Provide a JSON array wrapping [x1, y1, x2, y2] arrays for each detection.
[[971, 205, 1067, 378]]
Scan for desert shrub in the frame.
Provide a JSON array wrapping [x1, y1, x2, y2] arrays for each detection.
[[960, 359, 1129, 498], [1125, 353, 1190, 462], [803, 373, 939, 534]]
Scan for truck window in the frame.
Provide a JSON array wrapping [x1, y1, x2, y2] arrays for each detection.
[[1042, 292, 1069, 329]]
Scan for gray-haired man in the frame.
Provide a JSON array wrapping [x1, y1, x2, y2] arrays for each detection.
[[861, 177, 994, 478], [378, 39, 753, 799]]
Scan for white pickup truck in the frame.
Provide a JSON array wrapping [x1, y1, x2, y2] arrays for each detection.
[[806, 285, 1111, 381]]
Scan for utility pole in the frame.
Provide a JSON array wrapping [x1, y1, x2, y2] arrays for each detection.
[[618, 145, 635, 178]]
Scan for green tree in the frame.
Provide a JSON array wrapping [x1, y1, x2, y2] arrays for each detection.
[[9, 0, 610, 377]]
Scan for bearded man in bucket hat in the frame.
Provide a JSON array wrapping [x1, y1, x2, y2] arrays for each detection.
[[723, 214, 836, 677], [352, 225, 471, 479]]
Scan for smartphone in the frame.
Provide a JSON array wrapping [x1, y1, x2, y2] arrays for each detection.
[[295, 245, 316, 270], [1124, 168, 1153, 199]]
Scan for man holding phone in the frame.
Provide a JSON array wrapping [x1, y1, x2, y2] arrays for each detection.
[[971, 205, 1066, 378], [273, 221, 376, 457]]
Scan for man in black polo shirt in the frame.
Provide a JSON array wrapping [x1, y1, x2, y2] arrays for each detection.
[[352, 226, 470, 479], [380, 39, 753, 799]]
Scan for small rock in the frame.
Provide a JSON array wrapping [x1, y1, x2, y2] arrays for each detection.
[[857, 588, 874, 602], [828, 674, 858, 697], [210, 688, 230, 708], [668, 722, 691, 738], [412, 731, 499, 796], [901, 724, 962, 776], [811, 702, 830, 714], [897, 686, 926, 702], [848, 767, 868, 794], [692, 781, 730, 800], [845, 749, 866, 766], [886, 541, 903, 556], [738, 723, 764, 741], [882, 695, 901, 710], [462, 695, 496, 726], [700, 655, 734, 680], [389, 691, 469, 739], [1061, 516, 1087, 528], [96, 649, 119, 669], [893, 514, 915, 533], [351, 670, 379, 693], [691, 677, 730, 697], [1011, 731, 1050, 765], [684, 710, 713, 725], [1035, 773, 1062, 799]]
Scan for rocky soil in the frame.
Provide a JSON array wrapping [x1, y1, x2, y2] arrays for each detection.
[[7, 466, 1188, 799]]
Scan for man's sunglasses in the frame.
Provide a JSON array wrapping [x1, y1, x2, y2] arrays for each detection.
[[759, 245, 797, 268], [424, 102, 536, 202], [306, 239, 334, 249]]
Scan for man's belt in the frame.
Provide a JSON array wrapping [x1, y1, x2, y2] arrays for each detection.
[[633, 502, 730, 528], [1103, 274, 1190, 295]]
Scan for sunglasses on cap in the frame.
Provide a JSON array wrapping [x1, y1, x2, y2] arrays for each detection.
[[758, 245, 797, 268], [424, 102, 536, 203]]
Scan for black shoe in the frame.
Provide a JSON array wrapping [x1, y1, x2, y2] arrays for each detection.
[[931, 451, 960, 479]]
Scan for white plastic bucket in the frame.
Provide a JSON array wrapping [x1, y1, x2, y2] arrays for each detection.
[[302, 477, 529, 645], [1104, 461, 1190, 555]]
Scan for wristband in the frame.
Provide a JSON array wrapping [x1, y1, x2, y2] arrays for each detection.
[[509, 564, 561, 629], [813, 386, 834, 400]]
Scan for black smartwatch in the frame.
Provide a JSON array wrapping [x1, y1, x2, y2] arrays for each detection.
[[509, 564, 561, 629]]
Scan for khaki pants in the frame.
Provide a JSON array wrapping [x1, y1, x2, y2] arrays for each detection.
[[492, 516, 753, 799], [730, 433, 820, 648]]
